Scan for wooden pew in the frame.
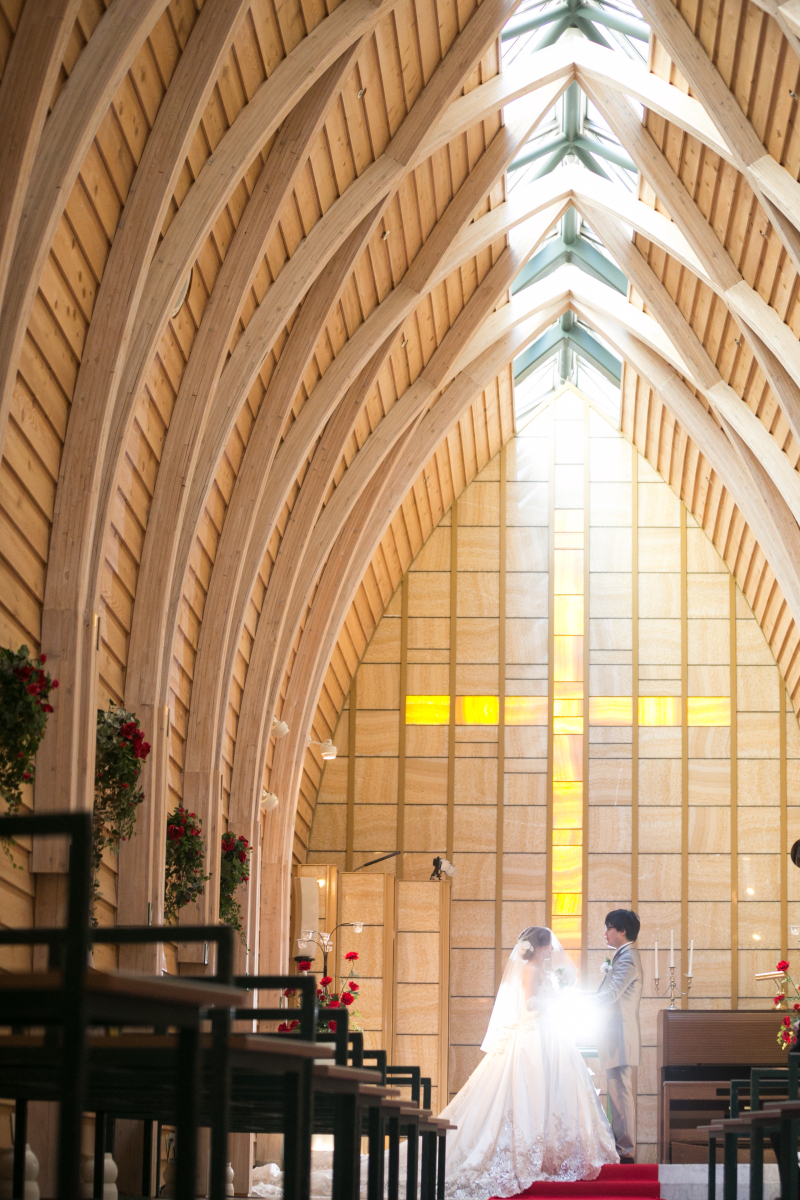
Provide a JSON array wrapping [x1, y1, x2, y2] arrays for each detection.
[[658, 1009, 785, 1162]]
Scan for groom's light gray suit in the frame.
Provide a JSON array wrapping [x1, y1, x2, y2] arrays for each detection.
[[596, 942, 643, 1158]]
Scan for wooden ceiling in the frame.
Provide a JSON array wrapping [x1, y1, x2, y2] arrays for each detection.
[[3, 0, 800, 962]]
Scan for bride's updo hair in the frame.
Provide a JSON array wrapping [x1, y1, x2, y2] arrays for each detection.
[[517, 926, 551, 961]]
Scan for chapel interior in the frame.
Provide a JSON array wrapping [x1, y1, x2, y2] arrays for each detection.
[[3, 0, 800, 1193]]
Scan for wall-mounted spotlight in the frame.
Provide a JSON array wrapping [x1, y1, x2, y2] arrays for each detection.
[[306, 735, 337, 760], [430, 856, 456, 880], [261, 789, 278, 813], [272, 716, 289, 739]]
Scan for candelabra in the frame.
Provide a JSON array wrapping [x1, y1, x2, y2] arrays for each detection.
[[654, 966, 692, 1008]]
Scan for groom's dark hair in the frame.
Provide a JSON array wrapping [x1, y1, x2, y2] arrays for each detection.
[[605, 909, 640, 941]]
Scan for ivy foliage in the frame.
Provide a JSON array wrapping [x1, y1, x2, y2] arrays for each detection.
[[219, 831, 251, 944], [164, 806, 210, 923], [92, 706, 150, 919], [0, 645, 58, 815]]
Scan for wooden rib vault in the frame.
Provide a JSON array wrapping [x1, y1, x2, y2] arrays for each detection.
[[3, 0, 800, 972]]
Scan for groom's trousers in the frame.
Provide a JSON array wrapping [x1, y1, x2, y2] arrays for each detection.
[[605, 1066, 636, 1158]]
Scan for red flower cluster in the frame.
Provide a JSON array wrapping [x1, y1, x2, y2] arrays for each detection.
[[777, 960, 791, 973], [320, 976, 333, 987], [298, 960, 312, 972], [13, 659, 58, 715], [118, 719, 150, 760], [278, 1020, 300, 1033], [775, 993, 787, 1006], [345, 951, 359, 962]]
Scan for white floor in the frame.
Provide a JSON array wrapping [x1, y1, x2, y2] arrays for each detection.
[[658, 1163, 781, 1200]]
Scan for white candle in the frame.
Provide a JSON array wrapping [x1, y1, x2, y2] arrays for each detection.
[[687, 940, 694, 978], [654, 942, 659, 980], [670, 929, 674, 968]]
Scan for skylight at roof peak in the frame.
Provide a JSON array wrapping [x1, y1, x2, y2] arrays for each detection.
[[501, 1, 651, 418]]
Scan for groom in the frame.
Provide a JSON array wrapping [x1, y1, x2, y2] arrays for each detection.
[[596, 909, 643, 1164]]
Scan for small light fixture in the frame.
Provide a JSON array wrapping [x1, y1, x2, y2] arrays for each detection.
[[382, 230, 390, 241], [352, 921, 363, 933], [272, 716, 289, 739], [358, 87, 367, 98], [430, 856, 456, 880], [317, 877, 326, 888], [261, 789, 278, 812], [400, 337, 408, 347], [746, 887, 754, 895], [752, 932, 762, 941], [306, 735, 337, 760]]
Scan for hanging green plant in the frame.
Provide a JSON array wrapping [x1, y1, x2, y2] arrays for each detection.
[[92, 706, 151, 918], [164, 806, 210, 923], [0, 645, 58, 815], [219, 831, 251, 944]]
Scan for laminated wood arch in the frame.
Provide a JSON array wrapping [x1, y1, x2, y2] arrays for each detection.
[[6, 0, 800, 986]]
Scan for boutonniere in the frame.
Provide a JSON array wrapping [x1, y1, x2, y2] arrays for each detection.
[[601, 957, 612, 976]]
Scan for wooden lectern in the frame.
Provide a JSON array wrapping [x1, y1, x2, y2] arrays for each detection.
[[658, 1009, 785, 1162]]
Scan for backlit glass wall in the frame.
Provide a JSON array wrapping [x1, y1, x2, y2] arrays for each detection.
[[307, 384, 798, 1157]]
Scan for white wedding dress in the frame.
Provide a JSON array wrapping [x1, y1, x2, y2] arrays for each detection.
[[440, 931, 617, 1200]]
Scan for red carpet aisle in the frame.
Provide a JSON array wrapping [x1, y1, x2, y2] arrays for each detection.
[[504, 1164, 661, 1200]]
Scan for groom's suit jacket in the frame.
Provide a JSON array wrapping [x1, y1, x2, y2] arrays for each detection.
[[596, 943, 643, 1069]]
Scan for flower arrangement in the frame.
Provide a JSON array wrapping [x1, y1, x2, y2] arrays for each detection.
[[92, 706, 151, 918], [219, 831, 251, 943], [164, 806, 211, 923], [772, 960, 800, 1049], [279, 951, 362, 1034], [0, 645, 58, 815]]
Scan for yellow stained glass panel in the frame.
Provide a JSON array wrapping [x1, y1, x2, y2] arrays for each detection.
[[554, 699, 583, 716], [554, 595, 584, 635], [687, 697, 731, 726], [553, 783, 582, 828], [553, 829, 582, 845], [552, 893, 582, 914], [551, 914, 582, 950], [505, 696, 548, 725], [589, 697, 633, 725], [406, 695, 450, 724], [455, 695, 499, 725], [554, 636, 583, 682], [638, 696, 681, 726], [555, 510, 583, 532], [552, 846, 582, 890], [554, 549, 584, 595], [553, 735, 582, 782], [555, 682, 583, 699], [554, 715, 583, 734]]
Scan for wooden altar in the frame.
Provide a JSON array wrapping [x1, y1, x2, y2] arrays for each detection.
[[657, 1009, 785, 1162]]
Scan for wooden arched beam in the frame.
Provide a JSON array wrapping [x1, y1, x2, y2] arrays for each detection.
[[0, 0, 83, 331], [635, 0, 800, 271], [247, 108, 557, 742], [582, 204, 800, 529], [115, 52, 360, 926], [35, 0, 250, 818], [122, 0, 528, 928], [0, 0, 169, 464], [586, 80, 800, 448]]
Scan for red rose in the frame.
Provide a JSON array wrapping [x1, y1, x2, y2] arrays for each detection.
[[345, 951, 358, 961], [778, 961, 790, 972], [320, 976, 332, 987], [22, 772, 30, 781], [348, 982, 359, 992], [341, 992, 355, 1006], [277, 1022, 289, 1032], [298, 960, 311, 972], [783, 1015, 792, 1026], [775, 994, 786, 1005], [168, 825, 183, 841], [284, 988, 295, 997], [239, 851, 247, 863], [328, 999, 341, 1008], [39, 655, 46, 664], [783, 1031, 792, 1042], [26, 684, 36, 694], [794, 1004, 800, 1012], [51, 680, 58, 688], [328, 1020, 337, 1032], [42, 703, 53, 713]]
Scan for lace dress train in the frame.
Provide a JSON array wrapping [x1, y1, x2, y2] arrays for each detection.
[[440, 1004, 617, 1200]]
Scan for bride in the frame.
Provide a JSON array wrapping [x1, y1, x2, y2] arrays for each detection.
[[440, 926, 617, 1199]]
